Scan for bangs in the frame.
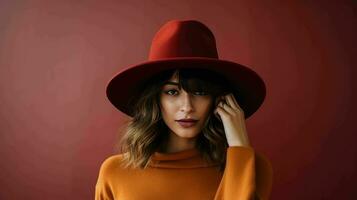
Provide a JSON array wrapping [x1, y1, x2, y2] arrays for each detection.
[[161, 68, 232, 96]]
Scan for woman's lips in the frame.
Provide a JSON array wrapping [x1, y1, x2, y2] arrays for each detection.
[[176, 120, 198, 128]]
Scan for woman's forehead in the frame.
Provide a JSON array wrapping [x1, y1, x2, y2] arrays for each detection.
[[163, 70, 180, 84], [163, 81, 179, 86], [170, 70, 180, 80], [162, 69, 213, 87], [169, 74, 178, 81]]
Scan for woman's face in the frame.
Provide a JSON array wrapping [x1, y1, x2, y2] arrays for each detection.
[[159, 72, 213, 139]]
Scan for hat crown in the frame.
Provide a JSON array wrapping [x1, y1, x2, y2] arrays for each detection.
[[148, 20, 219, 60]]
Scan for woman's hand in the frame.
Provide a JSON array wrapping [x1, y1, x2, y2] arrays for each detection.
[[214, 93, 251, 147]]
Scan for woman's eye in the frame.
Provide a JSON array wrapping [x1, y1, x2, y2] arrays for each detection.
[[164, 89, 208, 96], [165, 89, 178, 95]]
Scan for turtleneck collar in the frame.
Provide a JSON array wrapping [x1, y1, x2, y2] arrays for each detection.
[[149, 148, 220, 169], [151, 148, 200, 161]]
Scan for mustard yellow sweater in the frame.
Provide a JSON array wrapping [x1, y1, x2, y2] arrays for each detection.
[[95, 146, 273, 200]]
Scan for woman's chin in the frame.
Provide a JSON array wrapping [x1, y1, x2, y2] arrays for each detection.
[[173, 130, 201, 138]]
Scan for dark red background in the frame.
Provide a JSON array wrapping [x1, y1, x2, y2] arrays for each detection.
[[0, 0, 356, 199]]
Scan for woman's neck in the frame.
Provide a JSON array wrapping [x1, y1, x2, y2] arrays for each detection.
[[158, 131, 198, 153]]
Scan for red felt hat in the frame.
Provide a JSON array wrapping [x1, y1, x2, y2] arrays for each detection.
[[106, 19, 266, 119]]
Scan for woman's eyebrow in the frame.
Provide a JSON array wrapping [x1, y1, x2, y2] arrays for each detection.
[[163, 81, 179, 86]]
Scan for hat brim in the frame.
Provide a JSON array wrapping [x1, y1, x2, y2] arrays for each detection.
[[106, 57, 266, 119]]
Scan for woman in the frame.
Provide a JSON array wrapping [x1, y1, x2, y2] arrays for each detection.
[[95, 20, 273, 200]]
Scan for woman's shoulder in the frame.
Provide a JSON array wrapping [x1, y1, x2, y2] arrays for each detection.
[[98, 153, 127, 174]]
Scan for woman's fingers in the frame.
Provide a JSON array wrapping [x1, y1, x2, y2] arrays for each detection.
[[231, 94, 242, 109], [216, 93, 244, 117], [223, 93, 246, 117], [225, 94, 238, 110], [216, 102, 230, 117], [218, 100, 236, 116]]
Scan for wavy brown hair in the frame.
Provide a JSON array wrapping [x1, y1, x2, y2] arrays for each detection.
[[116, 68, 234, 172]]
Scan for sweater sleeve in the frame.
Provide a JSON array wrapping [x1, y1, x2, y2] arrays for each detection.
[[214, 146, 273, 200], [95, 156, 116, 200]]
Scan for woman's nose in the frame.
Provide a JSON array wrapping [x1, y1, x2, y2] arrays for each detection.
[[179, 92, 194, 112]]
